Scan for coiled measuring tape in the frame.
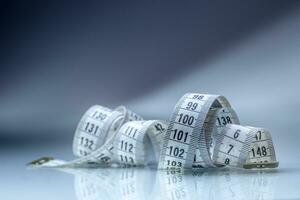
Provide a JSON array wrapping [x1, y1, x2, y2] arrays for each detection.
[[28, 93, 278, 170], [112, 120, 167, 166], [29, 105, 143, 168], [158, 93, 278, 169]]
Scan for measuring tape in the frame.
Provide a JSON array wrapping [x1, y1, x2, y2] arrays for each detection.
[[113, 120, 167, 166], [158, 93, 278, 169], [28, 93, 278, 170], [29, 105, 142, 168]]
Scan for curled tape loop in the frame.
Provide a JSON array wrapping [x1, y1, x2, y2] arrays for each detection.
[[29, 93, 278, 170]]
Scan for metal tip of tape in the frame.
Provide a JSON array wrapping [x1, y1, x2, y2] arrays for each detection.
[[27, 157, 54, 166], [243, 161, 279, 169]]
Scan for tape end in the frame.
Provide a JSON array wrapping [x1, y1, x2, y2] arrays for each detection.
[[243, 161, 279, 169], [27, 156, 54, 167]]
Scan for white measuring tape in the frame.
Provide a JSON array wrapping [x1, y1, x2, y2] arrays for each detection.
[[28, 93, 278, 170]]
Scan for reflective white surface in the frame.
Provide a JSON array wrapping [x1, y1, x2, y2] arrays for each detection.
[[69, 166, 300, 200], [1, 146, 300, 200]]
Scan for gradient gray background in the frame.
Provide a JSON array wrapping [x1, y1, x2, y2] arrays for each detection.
[[1, 1, 300, 199]]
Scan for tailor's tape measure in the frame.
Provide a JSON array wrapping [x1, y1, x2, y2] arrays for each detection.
[[158, 93, 278, 169], [29, 105, 143, 168], [28, 93, 278, 170], [113, 120, 167, 166], [158, 93, 233, 169]]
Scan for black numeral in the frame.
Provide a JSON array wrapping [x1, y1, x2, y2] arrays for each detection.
[[167, 160, 182, 167], [92, 111, 107, 120], [79, 150, 88, 156], [234, 129, 240, 138], [186, 102, 198, 110], [227, 144, 234, 153], [178, 114, 194, 125], [155, 123, 165, 132], [119, 155, 134, 164], [255, 131, 262, 141], [120, 140, 134, 153], [192, 95, 204, 100], [125, 126, 138, 138], [172, 129, 189, 143], [224, 158, 230, 165], [168, 146, 185, 158], [251, 146, 267, 157], [80, 137, 94, 150], [84, 122, 99, 135], [217, 116, 232, 126]]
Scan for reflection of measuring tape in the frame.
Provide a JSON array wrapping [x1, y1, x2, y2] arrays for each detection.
[[62, 167, 277, 200], [28, 93, 278, 170]]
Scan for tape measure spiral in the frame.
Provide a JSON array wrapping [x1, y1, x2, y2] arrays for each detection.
[[28, 93, 278, 170]]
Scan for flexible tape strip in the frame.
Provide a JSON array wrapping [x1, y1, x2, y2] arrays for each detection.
[[193, 107, 240, 168], [244, 126, 278, 168], [158, 93, 232, 169], [29, 105, 142, 168], [113, 120, 168, 166], [73, 105, 143, 167], [29, 93, 278, 170], [213, 124, 254, 168], [73, 105, 124, 157], [158, 93, 277, 170], [116, 105, 143, 122]]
